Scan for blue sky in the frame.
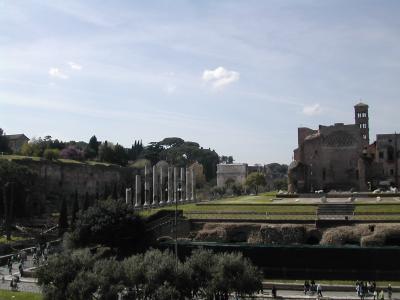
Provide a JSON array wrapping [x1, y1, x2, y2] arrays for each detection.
[[1, 0, 400, 164]]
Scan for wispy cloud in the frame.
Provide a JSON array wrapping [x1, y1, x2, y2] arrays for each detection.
[[48, 68, 68, 79], [302, 103, 322, 116], [202, 67, 239, 88], [68, 61, 82, 70]]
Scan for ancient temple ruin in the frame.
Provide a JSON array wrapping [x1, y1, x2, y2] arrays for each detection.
[[289, 103, 399, 192]]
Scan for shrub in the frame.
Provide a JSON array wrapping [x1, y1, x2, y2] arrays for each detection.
[[43, 148, 60, 160]]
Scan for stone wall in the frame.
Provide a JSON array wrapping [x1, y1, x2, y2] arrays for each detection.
[[11, 159, 137, 212]]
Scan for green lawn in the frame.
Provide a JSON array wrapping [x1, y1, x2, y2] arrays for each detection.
[[140, 201, 317, 219], [0, 235, 27, 244], [354, 204, 400, 213], [0, 290, 42, 300], [0, 155, 42, 161]]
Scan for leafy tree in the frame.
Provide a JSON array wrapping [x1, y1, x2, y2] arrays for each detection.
[[211, 252, 263, 298], [58, 197, 68, 236], [185, 249, 218, 299], [43, 148, 60, 160], [113, 144, 128, 166], [219, 155, 234, 164], [38, 248, 262, 300], [273, 178, 288, 191], [245, 172, 266, 195], [211, 186, 226, 199], [68, 199, 146, 250], [37, 248, 98, 300], [20, 139, 43, 157], [232, 183, 244, 196], [93, 258, 125, 299], [0, 128, 10, 153], [99, 141, 115, 163]]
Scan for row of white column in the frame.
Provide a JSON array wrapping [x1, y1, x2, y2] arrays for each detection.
[[126, 165, 196, 208]]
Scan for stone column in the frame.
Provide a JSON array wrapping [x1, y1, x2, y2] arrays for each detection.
[[159, 167, 164, 205], [180, 167, 185, 202], [125, 188, 132, 205], [174, 167, 178, 203], [191, 168, 196, 201], [135, 175, 141, 207], [144, 165, 149, 207], [186, 168, 190, 201], [152, 165, 157, 206], [167, 167, 172, 204]]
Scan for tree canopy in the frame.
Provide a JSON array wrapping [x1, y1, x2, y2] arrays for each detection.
[[245, 172, 266, 195], [37, 248, 263, 300], [67, 199, 146, 250]]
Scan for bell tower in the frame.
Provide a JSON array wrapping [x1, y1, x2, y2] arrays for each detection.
[[354, 102, 369, 145]]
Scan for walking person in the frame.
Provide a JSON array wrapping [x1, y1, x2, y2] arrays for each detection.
[[7, 259, 12, 275], [271, 285, 277, 298], [317, 283, 323, 298], [373, 290, 378, 300], [387, 284, 392, 300], [379, 289, 385, 300]]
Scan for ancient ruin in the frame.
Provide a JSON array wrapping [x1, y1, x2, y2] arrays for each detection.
[[289, 103, 399, 192]]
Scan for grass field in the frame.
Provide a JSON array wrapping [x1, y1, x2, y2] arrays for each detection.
[[140, 193, 400, 220], [0, 290, 42, 300], [355, 204, 400, 213], [0, 236, 27, 244]]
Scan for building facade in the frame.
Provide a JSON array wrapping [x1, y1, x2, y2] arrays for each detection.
[[216, 163, 248, 187], [5, 134, 29, 153], [289, 103, 399, 193]]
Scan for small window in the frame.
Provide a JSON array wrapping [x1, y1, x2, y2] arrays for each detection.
[[390, 169, 394, 175], [389, 139, 392, 143], [363, 134, 367, 140], [379, 151, 384, 159], [322, 169, 326, 181], [388, 146, 394, 161]]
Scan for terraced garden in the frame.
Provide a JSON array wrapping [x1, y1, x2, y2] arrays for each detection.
[[141, 193, 400, 221]]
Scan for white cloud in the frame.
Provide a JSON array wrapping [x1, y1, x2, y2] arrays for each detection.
[[48, 68, 68, 79], [302, 103, 322, 116], [202, 66, 239, 88], [68, 61, 82, 70]]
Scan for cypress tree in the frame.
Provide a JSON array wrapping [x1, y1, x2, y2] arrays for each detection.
[[83, 192, 90, 210], [71, 194, 79, 227], [58, 197, 68, 236]]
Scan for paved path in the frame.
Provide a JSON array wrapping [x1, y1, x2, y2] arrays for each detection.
[[257, 289, 400, 299], [0, 254, 41, 293]]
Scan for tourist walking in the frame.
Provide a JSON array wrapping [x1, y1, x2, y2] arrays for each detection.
[[317, 283, 323, 297], [387, 284, 392, 300], [271, 285, 277, 298], [379, 289, 385, 300], [304, 280, 310, 295]]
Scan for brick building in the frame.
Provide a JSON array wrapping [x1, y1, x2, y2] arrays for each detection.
[[289, 103, 399, 192]]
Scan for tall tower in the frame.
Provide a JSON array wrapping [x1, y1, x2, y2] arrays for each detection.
[[354, 102, 369, 145]]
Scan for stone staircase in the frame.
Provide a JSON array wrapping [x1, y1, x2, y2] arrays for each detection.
[[317, 203, 355, 219]]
